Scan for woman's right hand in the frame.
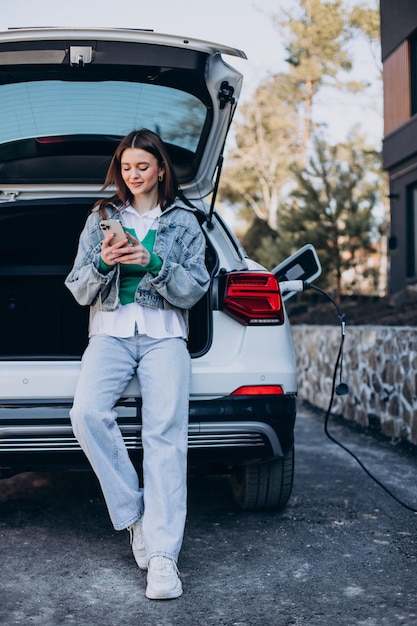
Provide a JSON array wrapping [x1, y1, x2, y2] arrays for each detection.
[[100, 232, 130, 266]]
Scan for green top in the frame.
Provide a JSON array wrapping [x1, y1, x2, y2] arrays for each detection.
[[99, 227, 162, 305]]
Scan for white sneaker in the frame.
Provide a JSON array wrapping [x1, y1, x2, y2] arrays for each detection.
[[127, 517, 147, 570], [145, 556, 183, 600]]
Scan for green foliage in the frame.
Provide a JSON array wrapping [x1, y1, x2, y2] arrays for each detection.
[[273, 0, 370, 160], [277, 0, 353, 87], [346, 1, 382, 76], [348, 2, 381, 42], [240, 217, 280, 268], [277, 131, 382, 295]]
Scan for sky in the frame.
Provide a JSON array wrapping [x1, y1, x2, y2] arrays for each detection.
[[0, 0, 382, 145]]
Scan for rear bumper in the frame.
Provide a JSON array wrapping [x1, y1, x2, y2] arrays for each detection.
[[0, 394, 296, 475]]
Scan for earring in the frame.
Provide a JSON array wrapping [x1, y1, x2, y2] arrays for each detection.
[[158, 172, 164, 182]]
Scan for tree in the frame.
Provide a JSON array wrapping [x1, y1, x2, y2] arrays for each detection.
[[277, 131, 382, 298], [274, 0, 365, 163], [220, 74, 299, 232], [239, 217, 280, 269]]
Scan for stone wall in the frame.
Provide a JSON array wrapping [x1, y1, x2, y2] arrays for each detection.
[[292, 325, 417, 445]]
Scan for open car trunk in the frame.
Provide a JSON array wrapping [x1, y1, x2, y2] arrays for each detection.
[[0, 198, 213, 360]]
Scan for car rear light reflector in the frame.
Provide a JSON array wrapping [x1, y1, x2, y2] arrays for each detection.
[[223, 272, 284, 325], [231, 385, 284, 395]]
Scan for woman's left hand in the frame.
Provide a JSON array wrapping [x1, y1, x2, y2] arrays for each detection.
[[111, 232, 151, 266]]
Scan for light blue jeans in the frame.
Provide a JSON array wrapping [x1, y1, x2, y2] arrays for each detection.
[[70, 333, 190, 562]]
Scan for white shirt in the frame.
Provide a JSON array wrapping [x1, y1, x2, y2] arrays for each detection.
[[89, 204, 187, 339]]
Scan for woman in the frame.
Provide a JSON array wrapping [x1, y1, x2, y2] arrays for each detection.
[[65, 129, 210, 600]]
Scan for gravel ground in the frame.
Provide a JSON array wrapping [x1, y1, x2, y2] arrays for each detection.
[[0, 407, 417, 626]]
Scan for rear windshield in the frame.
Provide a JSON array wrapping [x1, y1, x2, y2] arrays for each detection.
[[1, 80, 206, 150], [0, 80, 207, 184]]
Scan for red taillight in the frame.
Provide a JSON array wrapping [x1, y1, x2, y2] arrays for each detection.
[[223, 272, 284, 325], [231, 385, 284, 395]]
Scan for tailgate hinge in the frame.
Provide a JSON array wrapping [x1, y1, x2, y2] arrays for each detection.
[[218, 81, 235, 109]]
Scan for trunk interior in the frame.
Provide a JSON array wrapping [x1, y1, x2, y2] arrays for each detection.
[[0, 198, 213, 360]]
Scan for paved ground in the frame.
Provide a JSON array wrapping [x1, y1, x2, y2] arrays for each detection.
[[0, 406, 416, 626]]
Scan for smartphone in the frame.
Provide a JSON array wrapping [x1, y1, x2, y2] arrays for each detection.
[[99, 220, 127, 244]]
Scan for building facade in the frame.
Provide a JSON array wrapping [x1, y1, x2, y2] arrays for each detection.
[[381, 0, 417, 294]]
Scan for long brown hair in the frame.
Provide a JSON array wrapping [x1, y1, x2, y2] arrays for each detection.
[[95, 129, 178, 216]]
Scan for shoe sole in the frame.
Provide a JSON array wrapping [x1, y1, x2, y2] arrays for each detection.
[[145, 582, 183, 600]]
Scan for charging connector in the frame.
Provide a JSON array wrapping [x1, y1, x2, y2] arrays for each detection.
[[279, 280, 305, 295]]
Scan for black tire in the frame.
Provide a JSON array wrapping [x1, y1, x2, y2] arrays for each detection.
[[231, 447, 294, 511]]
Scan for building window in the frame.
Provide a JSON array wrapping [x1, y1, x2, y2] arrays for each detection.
[[411, 33, 417, 116], [407, 185, 417, 278], [383, 41, 411, 134]]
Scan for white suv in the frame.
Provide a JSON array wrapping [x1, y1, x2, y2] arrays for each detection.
[[0, 28, 320, 510]]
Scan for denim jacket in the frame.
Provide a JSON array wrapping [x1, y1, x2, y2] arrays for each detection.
[[65, 199, 211, 329]]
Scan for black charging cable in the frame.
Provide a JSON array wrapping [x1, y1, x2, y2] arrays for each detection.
[[306, 283, 417, 514]]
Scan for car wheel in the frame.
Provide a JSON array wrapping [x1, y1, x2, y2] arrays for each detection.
[[231, 447, 294, 511]]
